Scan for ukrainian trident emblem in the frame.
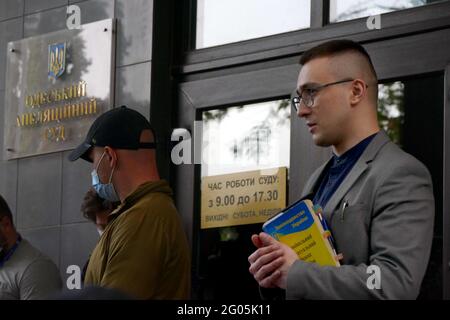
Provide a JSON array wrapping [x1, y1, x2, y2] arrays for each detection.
[[48, 42, 66, 79]]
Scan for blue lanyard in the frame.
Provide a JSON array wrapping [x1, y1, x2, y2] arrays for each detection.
[[0, 236, 22, 268]]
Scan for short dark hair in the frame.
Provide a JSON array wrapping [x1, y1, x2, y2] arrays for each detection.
[[0, 194, 13, 224], [299, 39, 377, 79], [80, 188, 119, 223]]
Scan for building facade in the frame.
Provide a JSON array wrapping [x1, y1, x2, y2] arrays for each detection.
[[1, 0, 450, 299]]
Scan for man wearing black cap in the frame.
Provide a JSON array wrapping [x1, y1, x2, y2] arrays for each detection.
[[69, 106, 191, 299]]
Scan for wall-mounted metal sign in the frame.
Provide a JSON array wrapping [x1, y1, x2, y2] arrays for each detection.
[[3, 19, 115, 160], [201, 167, 287, 229]]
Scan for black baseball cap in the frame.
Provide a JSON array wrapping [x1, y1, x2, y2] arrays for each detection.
[[68, 106, 156, 162]]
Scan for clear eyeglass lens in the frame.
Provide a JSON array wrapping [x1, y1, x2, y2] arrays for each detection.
[[291, 90, 315, 111], [292, 97, 300, 111]]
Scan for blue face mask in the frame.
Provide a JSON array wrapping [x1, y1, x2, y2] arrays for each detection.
[[91, 151, 120, 202]]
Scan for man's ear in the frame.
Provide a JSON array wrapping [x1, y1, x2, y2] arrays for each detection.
[[104, 147, 117, 168], [349, 79, 366, 106]]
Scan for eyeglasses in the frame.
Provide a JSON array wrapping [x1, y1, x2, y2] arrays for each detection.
[[291, 78, 356, 111]]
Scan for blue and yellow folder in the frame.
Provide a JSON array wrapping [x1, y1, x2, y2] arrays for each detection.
[[263, 199, 340, 267]]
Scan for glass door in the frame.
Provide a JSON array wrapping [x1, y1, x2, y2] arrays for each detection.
[[378, 75, 444, 299], [196, 99, 291, 299]]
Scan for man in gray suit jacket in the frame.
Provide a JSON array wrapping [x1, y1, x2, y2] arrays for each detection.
[[248, 39, 434, 299]]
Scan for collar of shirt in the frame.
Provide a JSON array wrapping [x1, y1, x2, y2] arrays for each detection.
[[331, 132, 378, 170], [312, 132, 378, 209]]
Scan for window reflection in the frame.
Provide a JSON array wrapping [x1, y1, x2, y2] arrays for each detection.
[[330, 0, 446, 22], [201, 99, 290, 177], [196, 0, 310, 49], [377, 81, 405, 147]]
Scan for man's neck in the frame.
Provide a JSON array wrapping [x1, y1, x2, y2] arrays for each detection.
[[333, 128, 379, 156]]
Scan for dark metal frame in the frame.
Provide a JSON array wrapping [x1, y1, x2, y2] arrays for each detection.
[[444, 64, 450, 299], [157, 0, 450, 299], [150, 0, 175, 182]]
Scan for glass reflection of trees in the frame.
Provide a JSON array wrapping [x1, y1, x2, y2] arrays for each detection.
[[202, 99, 290, 169], [377, 82, 404, 147]]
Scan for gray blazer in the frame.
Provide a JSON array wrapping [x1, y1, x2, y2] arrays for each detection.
[[285, 130, 435, 299]]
